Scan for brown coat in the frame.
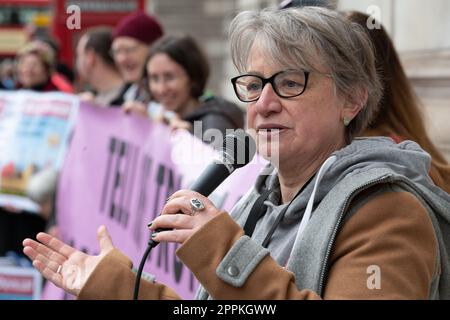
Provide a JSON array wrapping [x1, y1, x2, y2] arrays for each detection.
[[78, 189, 437, 300]]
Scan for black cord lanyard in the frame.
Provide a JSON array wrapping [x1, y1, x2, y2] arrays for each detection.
[[243, 173, 316, 248]]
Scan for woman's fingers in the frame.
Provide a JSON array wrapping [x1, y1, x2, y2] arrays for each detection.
[[162, 190, 213, 216], [149, 191, 219, 244], [32, 259, 64, 291], [150, 213, 195, 231], [169, 118, 192, 131], [36, 232, 76, 258], [151, 229, 194, 244], [23, 245, 63, 274], [161, 196, 196, 216], [122, 101, 148, 117], [22, 238, 66, 265]]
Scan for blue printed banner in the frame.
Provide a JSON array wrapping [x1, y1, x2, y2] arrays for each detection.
[[0, 90, 78, 212]]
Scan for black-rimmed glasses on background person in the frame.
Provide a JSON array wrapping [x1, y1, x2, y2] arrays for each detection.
[[231, 69, 310, 103]]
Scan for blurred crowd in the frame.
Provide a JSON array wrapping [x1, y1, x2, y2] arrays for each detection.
[[0, 10, 245, 263]]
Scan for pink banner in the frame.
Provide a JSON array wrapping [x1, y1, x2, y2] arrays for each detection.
[[43, 102, 265, 300]]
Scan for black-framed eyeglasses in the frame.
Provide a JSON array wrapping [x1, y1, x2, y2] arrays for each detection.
[[231, 69, 310, 103]]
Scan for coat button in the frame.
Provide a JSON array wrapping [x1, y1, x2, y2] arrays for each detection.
[[227, 266, 239, 277]]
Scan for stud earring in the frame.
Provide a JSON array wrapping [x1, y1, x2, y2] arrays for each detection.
[[343, 118, 351, 127]]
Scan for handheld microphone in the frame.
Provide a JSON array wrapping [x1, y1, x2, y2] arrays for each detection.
[[134, 131, 256, 299], [189, 129, 257, 196], [149, 130, 256, 247]]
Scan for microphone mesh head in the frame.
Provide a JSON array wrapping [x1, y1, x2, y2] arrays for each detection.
[[221, 130, 256, 169]]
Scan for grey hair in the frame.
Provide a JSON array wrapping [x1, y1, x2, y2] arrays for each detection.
[[229, 7, 382, 142]]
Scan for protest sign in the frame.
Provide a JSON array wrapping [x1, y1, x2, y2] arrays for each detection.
[[0, 90, 78, 212], [0, 266, 42, 300]]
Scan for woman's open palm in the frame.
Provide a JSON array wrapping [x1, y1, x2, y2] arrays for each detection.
[[22, 225, 114, 296]]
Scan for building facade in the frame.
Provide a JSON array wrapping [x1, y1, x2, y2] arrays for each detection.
[[150, 0, 450, 160]]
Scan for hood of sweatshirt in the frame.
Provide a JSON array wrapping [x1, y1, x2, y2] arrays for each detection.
[[252, 136, 450, 216], [231, 136, 450, 266]]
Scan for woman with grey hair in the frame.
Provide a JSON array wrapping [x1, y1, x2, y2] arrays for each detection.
[[23, 7, 450, 299]]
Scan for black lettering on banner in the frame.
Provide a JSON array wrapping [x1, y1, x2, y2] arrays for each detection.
[[109, 141, 126, 220], [121, 142, 139, 227], [100, 137, 116, 213], [117, 139, 136, 227], [100, 137, 140, 230], [165, 168, 182, 210], [152, 164, 166, 221], [133, 155, 153, 245]]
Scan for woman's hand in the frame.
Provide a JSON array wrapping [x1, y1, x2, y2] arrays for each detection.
[[154, 111, 192, 132], [78, 91, 95, 103], [22, 225, 114, 296], [168, 115, 192, 132], [122, 101, 149, 118], [149, 190, 221, 244]]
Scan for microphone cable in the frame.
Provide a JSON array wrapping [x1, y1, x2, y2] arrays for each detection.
[[133, 230, 166, 300]]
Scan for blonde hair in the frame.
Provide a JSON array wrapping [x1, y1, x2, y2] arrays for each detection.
[[16, 40, 56, 74]]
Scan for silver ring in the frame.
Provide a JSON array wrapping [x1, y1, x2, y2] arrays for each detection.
[[189, 198, 205, 214], [56, 265, 62, 274]]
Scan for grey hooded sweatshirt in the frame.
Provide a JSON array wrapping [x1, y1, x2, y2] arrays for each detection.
[[195, 137, 450, 299]]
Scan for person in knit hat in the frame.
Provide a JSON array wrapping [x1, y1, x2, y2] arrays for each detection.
[[110, 11, 163, 115]]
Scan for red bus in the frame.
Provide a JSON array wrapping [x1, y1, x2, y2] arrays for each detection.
[[0, 0, 146, 66], [0, 0, 50, 58]]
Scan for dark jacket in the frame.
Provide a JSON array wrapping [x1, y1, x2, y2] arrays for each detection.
[[183, 96, 245, 135]]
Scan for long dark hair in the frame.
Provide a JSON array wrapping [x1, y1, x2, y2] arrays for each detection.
[[345, 11, 450, 192]]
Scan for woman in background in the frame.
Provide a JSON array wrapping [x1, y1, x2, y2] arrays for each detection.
[[345, 11, 450, 193], [145, 34, 244, 143]]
